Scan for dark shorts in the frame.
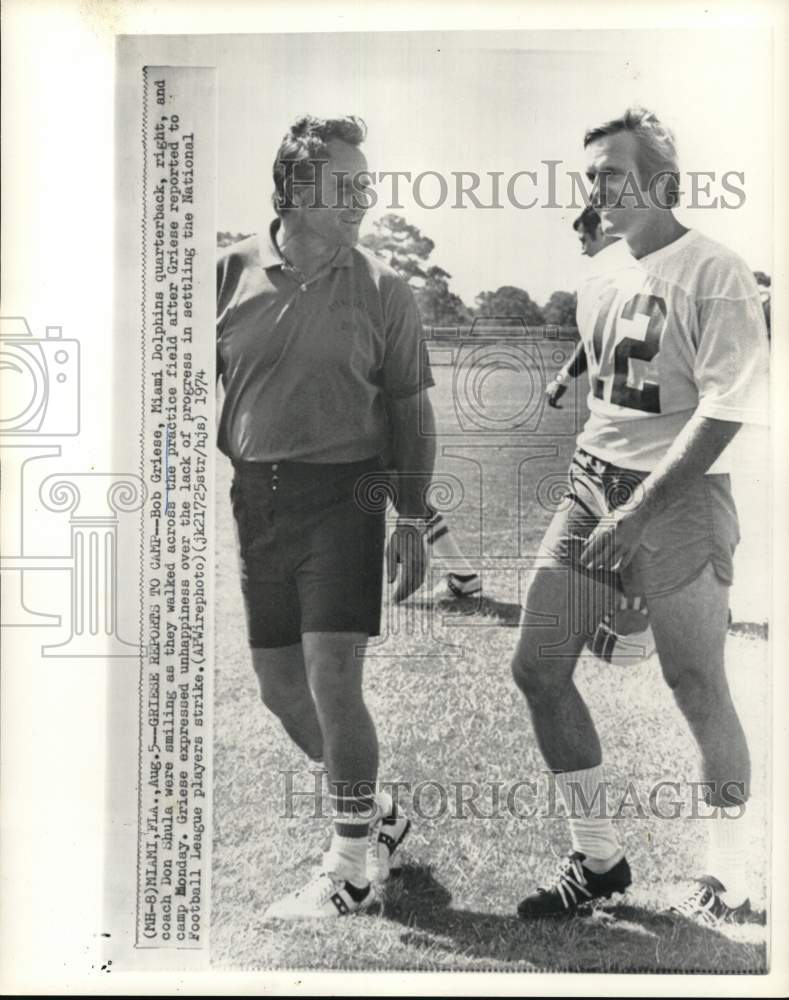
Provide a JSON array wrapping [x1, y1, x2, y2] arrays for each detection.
[[230, 456, 387, 648], [541, 448, 740, 602]]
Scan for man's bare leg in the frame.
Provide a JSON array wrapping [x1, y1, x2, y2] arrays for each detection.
[[302, 631, 378, 793], [649, 564, 751, 908], [511, 563, 604, 771], [512, 562, 632, 916], [251, 643, 323, 762], [303, 631, 378, 888]]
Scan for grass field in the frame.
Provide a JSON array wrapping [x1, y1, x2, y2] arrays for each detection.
[[211, 349, 770, 973]]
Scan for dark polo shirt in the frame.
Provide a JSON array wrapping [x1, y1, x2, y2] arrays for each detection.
[[217, 221, 433, 463]]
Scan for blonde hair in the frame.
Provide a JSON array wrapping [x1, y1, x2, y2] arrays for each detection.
[[584, 107, 680, 208]]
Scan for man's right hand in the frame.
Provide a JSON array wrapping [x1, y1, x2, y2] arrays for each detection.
[[386, 520, 428, 604]]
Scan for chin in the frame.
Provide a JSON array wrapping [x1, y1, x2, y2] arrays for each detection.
[[598, 212, 622, 236], [337, 222, 360, 241]]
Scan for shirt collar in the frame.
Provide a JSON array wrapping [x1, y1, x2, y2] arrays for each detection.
[[259, 219, 353, 270]]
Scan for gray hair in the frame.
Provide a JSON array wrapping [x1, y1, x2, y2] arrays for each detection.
[[272, 115, 367, 215], [584, 107, 680, 208]]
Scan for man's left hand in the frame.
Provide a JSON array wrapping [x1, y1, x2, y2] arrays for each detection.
[[386, 521, 428, 604], [579, 505, 648, 574], [545, 379, 569, 408]]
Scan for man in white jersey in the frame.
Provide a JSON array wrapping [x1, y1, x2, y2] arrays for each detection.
[[511, 108, 768, 922], [546, 207, 656, 666]]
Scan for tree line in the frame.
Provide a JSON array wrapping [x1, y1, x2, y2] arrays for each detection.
[[217, 216, 576, 330], [360, 214, 577, 329], [219, 217, 771, 335]]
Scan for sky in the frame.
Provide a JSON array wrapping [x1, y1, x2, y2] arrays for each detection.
[[148, 28, 772, 306]]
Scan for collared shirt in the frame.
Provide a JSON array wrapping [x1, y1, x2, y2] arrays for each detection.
[[217, 221, 433, 463]]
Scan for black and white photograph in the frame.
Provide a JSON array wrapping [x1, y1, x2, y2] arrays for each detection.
[[209, 27, 774, 973], [2, 2, 788, 995]]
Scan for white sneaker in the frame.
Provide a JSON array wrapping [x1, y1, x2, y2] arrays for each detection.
[[432, 573, 482, 603], [667, 876, 752, 928], [263, 871, 376, 920], [367, 813, 411, 883]]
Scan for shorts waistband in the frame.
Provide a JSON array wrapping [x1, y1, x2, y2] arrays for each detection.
[[575, 448, 645, 479], [231, 455, 381, 472], [231, 454, 384, 480], [575, 447, 730, 485]]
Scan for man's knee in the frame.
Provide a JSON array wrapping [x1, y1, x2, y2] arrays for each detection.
[[664, 661, 724, 717], [258, 676, 307, 720], [513, 567, 596, 698], [310, 670, 357, 714], [250, 643, 308, 719], [511, 634, 569, 702], [305, 635, 365, 711]]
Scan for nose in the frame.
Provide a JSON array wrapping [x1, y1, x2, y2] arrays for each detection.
[[349, 178, 373, 212], [352, 191, 372, 212]]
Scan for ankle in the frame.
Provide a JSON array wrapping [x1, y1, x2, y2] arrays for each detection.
[[343, 879, 371, 900], [583, 848, 624, 874]]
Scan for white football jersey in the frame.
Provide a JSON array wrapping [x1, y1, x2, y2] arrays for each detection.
[[576, 229, 769, 472]]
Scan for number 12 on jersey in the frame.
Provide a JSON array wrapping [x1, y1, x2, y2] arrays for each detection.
[[590, 286, 667, 414]]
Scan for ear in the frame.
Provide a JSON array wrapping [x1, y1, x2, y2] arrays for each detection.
[[290, 185, 309, 211], [649, 170, 677, 209], [290, 159, 326, 210], [653, 173, 668, 207]]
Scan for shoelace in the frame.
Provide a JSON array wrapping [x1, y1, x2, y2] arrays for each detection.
[[368, 813, 397, 854], [308, 871, 346, 904], [672, 883, 719, 926], [545, 855, 593, 909]]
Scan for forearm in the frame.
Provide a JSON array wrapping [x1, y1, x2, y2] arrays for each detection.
[[388, 394, 437, 518], [565, 341, 588, 379], [638, 414, 741, 518]]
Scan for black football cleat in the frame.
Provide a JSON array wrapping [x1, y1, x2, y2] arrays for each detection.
[[667, 876, 752, 928], [517, 851, 632, 918]]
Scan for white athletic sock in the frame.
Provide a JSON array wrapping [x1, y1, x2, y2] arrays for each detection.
[[325, 791, 376, 887], [554, 765, 621, 870], [425, 513, 477, 576], [707, 806, 750, 907], [375, 787, 396, 822]]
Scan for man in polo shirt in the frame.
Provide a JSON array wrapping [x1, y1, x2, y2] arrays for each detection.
[[217, 115, 436, 919]]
